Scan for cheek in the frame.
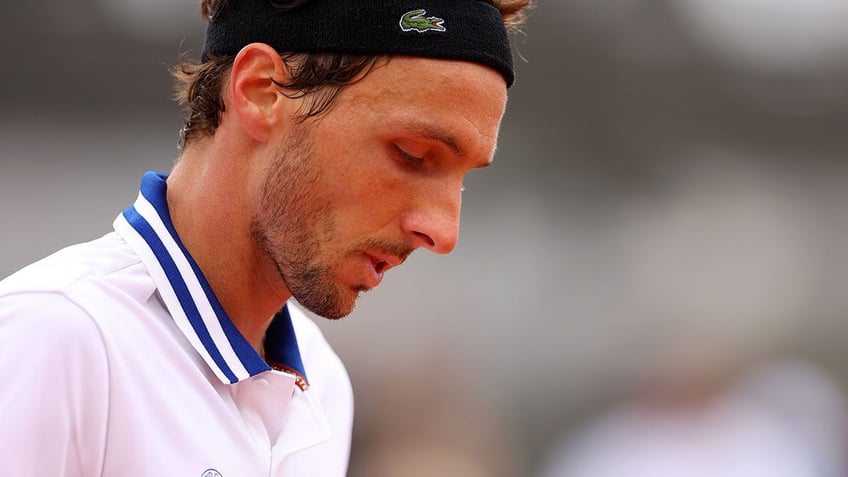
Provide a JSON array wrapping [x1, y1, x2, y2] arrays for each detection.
[[323, 158, 407, 209], [330, 184, 400, 229], [311, 130, 414, 228]]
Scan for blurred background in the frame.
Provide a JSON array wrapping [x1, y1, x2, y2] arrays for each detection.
[[3, 1, 848, 475]]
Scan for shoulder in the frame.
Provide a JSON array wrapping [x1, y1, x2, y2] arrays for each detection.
[[0, 232, 157, 315], [0, 233, 125, 345], [0, 290, 111, 406], [0, 234, 130, 358], [0, 290, 104, 347], [0, 232, 159, 367], [0, 291, 111, 475], [1, 232, 142, 293]]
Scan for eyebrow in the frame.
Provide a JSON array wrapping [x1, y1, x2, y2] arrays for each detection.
[[408, 122, 463, 156], [406, 122, 494, 168]]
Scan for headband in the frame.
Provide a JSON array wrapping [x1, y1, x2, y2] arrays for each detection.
[[203, 0, 515, 87]]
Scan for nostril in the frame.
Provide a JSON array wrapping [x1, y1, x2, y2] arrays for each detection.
[[413, 231, 436, 248]]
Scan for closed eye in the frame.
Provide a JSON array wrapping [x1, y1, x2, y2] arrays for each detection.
[[394, 145, 425, 166]]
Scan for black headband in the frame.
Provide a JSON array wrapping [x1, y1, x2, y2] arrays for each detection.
[[203, 0, 515, 87]]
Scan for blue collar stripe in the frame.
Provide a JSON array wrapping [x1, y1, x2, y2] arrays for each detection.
[[129, 186, 252, 381], [115, 172, 306, 385], [266, 306, 308, 382], [122, 205, 241, 384], [135, 174, 270, 377], [115, 171, 309, 385]]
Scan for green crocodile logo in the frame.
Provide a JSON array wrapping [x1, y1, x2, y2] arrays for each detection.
[[400, 9, 446, 33]]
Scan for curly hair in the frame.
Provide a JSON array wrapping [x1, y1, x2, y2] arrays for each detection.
[[173, 0, 532, 147]]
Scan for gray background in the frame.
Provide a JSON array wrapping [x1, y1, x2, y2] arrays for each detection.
[[3, 1, 848, 475]]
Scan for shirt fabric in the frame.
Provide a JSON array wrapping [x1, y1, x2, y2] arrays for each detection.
[[0, 171, 353, 476]]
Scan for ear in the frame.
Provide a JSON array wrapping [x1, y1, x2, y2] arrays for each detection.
[[227, 42, 291, 143]]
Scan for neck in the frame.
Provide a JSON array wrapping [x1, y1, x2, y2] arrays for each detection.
[[166, 139, 292, 353]]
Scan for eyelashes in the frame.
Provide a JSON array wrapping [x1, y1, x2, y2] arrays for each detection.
[[393, 144, 466, 193], [394, 144, 424, 166]]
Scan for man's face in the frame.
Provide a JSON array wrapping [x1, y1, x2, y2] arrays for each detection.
[[250, 56, 507, 319]]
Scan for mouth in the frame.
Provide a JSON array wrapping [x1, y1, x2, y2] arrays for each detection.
[[363, 251, 403, 288], [373, 260, 389, 274]]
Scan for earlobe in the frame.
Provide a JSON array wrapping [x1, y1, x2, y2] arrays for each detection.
[[228, 42, 291, 143]]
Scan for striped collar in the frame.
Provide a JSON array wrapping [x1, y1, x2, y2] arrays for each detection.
[[113, 171, 308, 388]]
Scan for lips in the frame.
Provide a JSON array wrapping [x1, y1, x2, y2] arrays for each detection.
[[363, 251, 402, 288], [373, 260, 389, 274]]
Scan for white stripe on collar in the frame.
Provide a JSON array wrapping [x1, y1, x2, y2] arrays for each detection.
[[113, 171, 308, 386]]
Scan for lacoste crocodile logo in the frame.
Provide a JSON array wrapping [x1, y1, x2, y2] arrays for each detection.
[[400, 9, 446, 33]]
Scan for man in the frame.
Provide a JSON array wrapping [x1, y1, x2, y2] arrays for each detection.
[[0, 0, 530, 475]]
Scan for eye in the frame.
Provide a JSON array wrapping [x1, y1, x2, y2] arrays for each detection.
[[394, 144, 425, 166]]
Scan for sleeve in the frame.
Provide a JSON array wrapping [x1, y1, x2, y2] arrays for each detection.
[[0, 292, 110, 477]]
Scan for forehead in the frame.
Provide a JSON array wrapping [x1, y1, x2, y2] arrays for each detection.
[[336, 56, 508, 151]]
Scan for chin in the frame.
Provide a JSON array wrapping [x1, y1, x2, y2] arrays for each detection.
[[296, 285, 363, 320], [315, 303, 356, 321]]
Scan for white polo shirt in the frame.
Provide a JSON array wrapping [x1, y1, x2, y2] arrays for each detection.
[[0, 172, 353, 476]]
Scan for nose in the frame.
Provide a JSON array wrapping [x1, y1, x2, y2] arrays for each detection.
[[401, 192, 461, 255]]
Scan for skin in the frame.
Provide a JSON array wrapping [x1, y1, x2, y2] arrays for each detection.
[[166, 43, 507, 353]]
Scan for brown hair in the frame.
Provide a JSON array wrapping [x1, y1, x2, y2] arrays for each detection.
[[173, 0, 532, 147]]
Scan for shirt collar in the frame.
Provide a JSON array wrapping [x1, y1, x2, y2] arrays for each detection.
[[113, 171, 309, 388]]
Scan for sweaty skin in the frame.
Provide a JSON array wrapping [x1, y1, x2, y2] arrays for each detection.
[[400, 9, 446, 32]]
